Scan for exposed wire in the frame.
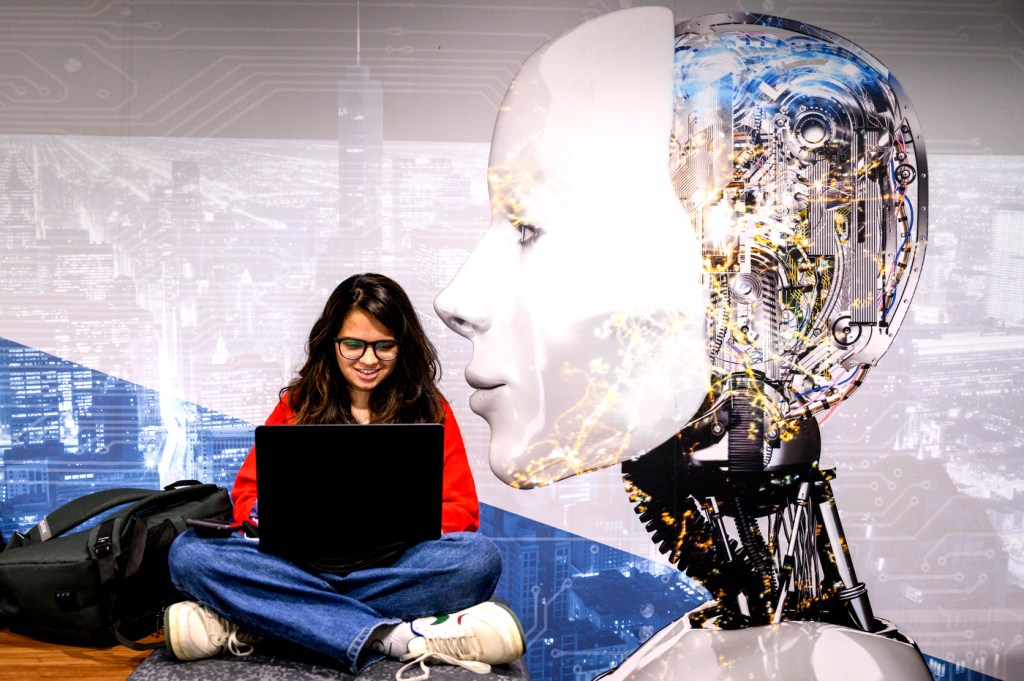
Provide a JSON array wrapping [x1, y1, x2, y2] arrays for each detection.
[[818, 366, 863, 424], [795, 365, 860, 398]]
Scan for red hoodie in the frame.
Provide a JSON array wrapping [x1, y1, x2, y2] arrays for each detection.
[[231, 397, 480, 534]]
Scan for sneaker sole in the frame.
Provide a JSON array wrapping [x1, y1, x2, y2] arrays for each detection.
[[164, 604, 189, 660]]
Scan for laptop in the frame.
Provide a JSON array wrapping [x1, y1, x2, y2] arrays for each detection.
[[254, 423, 444, 573]]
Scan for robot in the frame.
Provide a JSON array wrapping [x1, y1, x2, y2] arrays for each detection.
[[436, 8, 932, 678], [616, 13, 930, 679]]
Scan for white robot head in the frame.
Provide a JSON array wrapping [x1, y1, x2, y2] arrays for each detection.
[[435, 9, 926, 485]]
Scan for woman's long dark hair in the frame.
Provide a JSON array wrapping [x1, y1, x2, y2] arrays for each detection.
[[283, 273, 445, 425]]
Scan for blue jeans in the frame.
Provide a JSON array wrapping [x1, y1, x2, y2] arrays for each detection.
[[168, 530, 502, 673]]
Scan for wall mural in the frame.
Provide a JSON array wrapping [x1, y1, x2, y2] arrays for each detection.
[[0, 2, 1020, 680]]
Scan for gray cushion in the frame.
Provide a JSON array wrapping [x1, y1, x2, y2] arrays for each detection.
[[128, 647, 529, 681]]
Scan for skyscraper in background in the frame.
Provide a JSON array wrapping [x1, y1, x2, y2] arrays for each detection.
[[338, 64, 384, 270], [0, 146, 37, 249], [986, 205, 1024, 327]]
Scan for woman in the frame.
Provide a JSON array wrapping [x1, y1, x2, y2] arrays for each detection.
[[167, 273, 525, 677]]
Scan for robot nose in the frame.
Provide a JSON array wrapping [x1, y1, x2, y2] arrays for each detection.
[[434, 284, 491, 339]]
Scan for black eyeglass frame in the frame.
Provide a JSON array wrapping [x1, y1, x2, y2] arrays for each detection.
[[333, 337, 400, 361]]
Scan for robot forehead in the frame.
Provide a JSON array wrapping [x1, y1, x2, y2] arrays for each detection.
[[669, 13, 927, 426]]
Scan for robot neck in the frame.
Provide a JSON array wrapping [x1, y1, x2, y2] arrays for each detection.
[[684, 395, 822, 472]]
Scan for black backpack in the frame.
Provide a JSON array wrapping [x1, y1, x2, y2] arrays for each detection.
[[0, 480, 231, 648]]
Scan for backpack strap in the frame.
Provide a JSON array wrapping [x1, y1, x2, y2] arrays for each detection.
[[94, 516, 150, 584], [163, 479, 204, 490], [29, 480, 207, 543], [113, 629, 165, 651], [28, 488, 156, 543], [94, 515, 166, 651]]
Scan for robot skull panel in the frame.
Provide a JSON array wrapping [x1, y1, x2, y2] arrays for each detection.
[[672, 15, 927, 469]]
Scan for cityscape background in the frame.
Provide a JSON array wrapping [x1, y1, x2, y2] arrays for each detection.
[[1, 1, 1022, 680], [0, 133, 1020, 681]]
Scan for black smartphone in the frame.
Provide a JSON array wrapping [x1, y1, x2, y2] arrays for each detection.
[[185, 518, 241, 536]]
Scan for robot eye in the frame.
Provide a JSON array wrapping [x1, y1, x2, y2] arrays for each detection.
[[515, 221, 541, 245]]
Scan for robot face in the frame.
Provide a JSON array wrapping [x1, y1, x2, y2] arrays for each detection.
[[434, 8, 710, 488], [671, 15, 927, 461]]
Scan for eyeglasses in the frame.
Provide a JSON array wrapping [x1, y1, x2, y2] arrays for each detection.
[[334, 337, 400, 361]]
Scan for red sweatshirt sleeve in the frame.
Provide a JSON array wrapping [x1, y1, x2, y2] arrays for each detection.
[[231, 397, 293, 526], [440, 401, 480, 533]]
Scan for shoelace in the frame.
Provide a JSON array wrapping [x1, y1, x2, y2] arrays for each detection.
[[415, 622, 483, 659], [225, 629, 258, 657], [395, 652, 490, 681], [204, 612, 257, 657]]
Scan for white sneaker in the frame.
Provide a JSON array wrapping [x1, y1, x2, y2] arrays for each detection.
[[164, 601, 260, 661], [396, 602, 525, 681]]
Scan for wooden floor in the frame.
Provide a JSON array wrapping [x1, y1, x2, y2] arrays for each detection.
[[0, 628, 155, 680]]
